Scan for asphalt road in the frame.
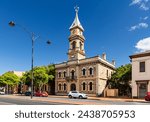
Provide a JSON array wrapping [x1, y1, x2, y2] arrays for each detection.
[[0, 95, 150, 105], [0, 95, 73, 105]]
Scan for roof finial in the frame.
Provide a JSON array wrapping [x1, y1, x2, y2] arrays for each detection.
[[74, 5, 79, 13], [69, 5, 84, 31]]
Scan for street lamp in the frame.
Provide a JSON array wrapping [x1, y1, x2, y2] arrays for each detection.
[[9, 21, 51, 99]]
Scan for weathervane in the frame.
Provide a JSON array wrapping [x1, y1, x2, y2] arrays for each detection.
[[74, 5, 79, 13]]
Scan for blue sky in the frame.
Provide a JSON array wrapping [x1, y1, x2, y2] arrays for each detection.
[[0, 0, 150, 75]]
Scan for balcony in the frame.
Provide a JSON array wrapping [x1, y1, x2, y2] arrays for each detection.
[[65, 76, 77, 81]]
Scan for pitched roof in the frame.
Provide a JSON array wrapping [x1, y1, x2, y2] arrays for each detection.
[[69, 6, 84, 31], [129, 50, 150, 59]]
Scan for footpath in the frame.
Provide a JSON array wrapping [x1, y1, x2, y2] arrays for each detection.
[[47, 95, 145, 102], [40, 95, 146, 105]]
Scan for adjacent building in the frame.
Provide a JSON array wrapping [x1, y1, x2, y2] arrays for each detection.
[[130, 50, 150, 98], [11, 71, 25, 77], [55, 7, 115, 96]]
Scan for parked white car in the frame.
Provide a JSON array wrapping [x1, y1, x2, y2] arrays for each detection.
[[0, 91, 5, 95], [68, 91, 88, 99], [0, 87, 5, 95]]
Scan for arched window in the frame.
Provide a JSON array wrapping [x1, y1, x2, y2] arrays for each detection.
[[82, 68, 86, 76], [70, 83, 76, 91], [89, 67, 93, 75], [58, 84, 61, 91], [58, 72, 61, 78], [71, 70, 75, 79], [89, 82, 93, 91], [72, 41, 76, 50], [63, 71, 66, 78], [64, 83, 66, 91], [72, 29, 76, 34], [83, 82, 86, 91], [80, 42, 82, 50]]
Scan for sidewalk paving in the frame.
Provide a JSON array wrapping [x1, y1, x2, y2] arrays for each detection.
[[47, 95, 145, 102], [89, 96, 145, 102]]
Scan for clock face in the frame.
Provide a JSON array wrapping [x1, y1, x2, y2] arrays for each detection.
[[77, 30, 82, 35], [72, 29, 82, 35], [72, 29, 78, 34], [72, 30, 75, 34]]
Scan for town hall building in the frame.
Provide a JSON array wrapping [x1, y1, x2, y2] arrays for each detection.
[[55, 7, 115, 96]]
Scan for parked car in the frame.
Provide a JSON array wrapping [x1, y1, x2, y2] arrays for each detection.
[[25, 91, 31, 96], [68, 91, 88, 99], [0, 87, 5, 95], [145, 92, 150, 101], [0, 91, 5, 95], [34, 91, 48, 97]]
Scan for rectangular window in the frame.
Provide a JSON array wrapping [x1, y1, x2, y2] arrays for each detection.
[[107, 70, 109, 77], [140, 62, 145, 72]]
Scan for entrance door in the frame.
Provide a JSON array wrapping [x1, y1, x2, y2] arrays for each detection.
[[139, 83, 147, 98], [70, 84, 76, 91]]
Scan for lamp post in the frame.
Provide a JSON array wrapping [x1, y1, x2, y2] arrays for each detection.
[[9, 21, 51, 99]]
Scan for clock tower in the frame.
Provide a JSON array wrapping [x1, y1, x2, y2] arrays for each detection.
[[68, 6, 86, 60]]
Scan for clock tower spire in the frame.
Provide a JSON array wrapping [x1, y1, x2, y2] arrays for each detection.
[[68, 6, 86, 60]]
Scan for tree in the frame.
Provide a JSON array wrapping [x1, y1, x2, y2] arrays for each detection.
[[33, 66, 49, 91], [46, 64, 55, 94], [21, 71, 31, 86], [1, 72, 20, 94], [2, 72, 20, 86], [0, 76, 5, 86], [46, 64, 55, 81], [108, 64, 132, 96], [21, 65, 55, 93]]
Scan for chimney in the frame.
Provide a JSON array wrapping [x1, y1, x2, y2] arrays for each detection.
[[112, 60, 115, 66], [102, 53, 106, 60]]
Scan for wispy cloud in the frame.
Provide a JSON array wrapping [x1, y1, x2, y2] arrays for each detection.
[[129, 22, 148, 31], [140, 3, 149, 10], [130, 0, 150, 11], [130, 0, 142, 6], [143, 16, 149, 20], [140, 16, 149, 20], [135, 37, 150, 52]]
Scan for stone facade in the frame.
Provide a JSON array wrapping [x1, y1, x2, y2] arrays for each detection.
[[55, 7, 115, 96], [130, 50, 150, 98], [12, 71, 25, 77]]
